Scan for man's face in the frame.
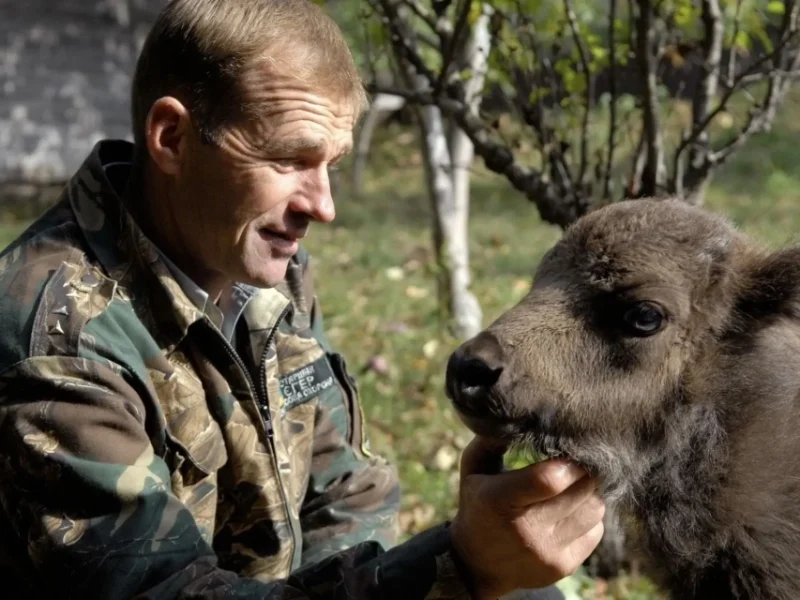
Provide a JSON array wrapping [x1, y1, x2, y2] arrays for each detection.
[[168, 67, 355, 290]]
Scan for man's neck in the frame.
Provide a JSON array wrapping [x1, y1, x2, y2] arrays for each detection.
[[123, 163, 229, 303]]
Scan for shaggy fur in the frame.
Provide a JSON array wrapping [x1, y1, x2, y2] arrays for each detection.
[[445, 198, 800, 600]]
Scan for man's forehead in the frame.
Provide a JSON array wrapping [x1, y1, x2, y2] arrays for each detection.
[[244, 60, 358, 115]]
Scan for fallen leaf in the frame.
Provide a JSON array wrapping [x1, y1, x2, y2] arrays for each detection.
[[431, 445, 459, 471], [385, 266, 404, 281], [363, 355, 390, 376], [404, 259, 422, 272], [411, 503, 436, 529], [717, 111, 734, 129], [397, 131, 415, 145], [422, 339, 439, 358], [412, 357, 429, 371], [406, 285, 429, 299], [512, 278, 530, 293], [386, 321, 411, 334], [375, 381, 393, 396]]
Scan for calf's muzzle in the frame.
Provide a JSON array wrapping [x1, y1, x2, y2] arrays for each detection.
[[445, 331, 505, 416]]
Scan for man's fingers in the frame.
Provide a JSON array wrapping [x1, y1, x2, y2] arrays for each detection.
[[459, 435, 509, 477], [489, 458, 592, 508], [565, 520, 606, 570], [552, 490, 606, 546]]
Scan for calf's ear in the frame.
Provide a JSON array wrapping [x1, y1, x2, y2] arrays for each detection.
[[734, 247, 800, 322]]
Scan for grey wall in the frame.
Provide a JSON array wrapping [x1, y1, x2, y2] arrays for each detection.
[[0, 0, 164, 185]]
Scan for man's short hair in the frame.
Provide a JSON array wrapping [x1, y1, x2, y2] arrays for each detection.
[[130, 0, 367, 151]]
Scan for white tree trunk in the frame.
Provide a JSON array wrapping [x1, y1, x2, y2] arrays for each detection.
[[352, 92, 405, 195], [444, 4, 492, 340], [391, 4, 490, 340]]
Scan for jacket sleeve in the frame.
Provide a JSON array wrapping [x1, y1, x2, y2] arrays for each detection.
[[295, 252, 402, 566], [0, 354, 474, 600]]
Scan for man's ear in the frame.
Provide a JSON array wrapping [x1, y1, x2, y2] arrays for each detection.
[[734, 246, 800, 324], [144, 97, 192, 176]]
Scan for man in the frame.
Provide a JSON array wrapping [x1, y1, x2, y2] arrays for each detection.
[[0, 1, 605, 598]]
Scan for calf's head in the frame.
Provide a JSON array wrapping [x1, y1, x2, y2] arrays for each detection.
[[446, 198, 800, 500]]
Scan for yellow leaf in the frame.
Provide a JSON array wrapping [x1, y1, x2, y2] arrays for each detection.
[[385, 266, 404, 281], [431, 445, 459, 471], [717, 112, 734, 129], [422, 339, 439, 358], [406, 285, 429, 299], [512, 278, 530, 294]]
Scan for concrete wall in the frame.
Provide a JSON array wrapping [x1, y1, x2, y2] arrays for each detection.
[[0, 0, 163, 186]]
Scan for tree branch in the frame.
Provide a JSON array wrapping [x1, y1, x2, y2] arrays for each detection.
[[563, 0, 594, 185], [678, 0, 724, 201], [404, 0, 438, 32], [674, 0, 799, 190], [708, 1, 800, 168], [506, 20, 577, 197], [365, 84, 580, 228], [433, 0, 474, 97], [634, 0, 666, 196], [673, 25, 800, 180], [603, 0, 619, 200], [726, 0, 745, 87], [371, 0, 438, 84]]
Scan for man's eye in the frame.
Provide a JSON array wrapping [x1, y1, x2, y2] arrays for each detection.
[[621, 302, 666, 337], [270, 158, 306, 171]]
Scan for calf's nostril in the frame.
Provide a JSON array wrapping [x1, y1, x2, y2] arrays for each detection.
[[459, 356, 503, 389], [446, 331, 507, 398]]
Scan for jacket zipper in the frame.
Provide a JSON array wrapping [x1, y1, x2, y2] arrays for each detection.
[[202, 303, 297, 566], [256, 304, 300, 566]]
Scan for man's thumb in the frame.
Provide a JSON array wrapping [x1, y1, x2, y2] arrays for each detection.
[[459, 435, 509, 478]]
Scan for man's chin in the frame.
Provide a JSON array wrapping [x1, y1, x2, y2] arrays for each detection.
[[240, 257, 292, 289]]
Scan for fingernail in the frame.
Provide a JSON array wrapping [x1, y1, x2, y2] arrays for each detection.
[[557, 460, 586, 479]]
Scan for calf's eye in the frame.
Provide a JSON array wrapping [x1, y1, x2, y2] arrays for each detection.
[[622, 302, 665, 336]]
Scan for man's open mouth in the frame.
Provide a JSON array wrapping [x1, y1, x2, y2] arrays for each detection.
[[259, 228, 300, 253], [260, 228, 295, 241]]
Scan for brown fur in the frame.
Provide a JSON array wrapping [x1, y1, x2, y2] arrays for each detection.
[[446, 198, 800, 599]]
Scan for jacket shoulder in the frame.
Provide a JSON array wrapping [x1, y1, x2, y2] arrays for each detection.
[[0, 199, 120, 371]]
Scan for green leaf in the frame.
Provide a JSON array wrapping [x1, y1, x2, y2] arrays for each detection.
[[767, 1, 786, 14], [734, 30, 751, 51], [529, 87, 552, 104], [467, 0, 484, 26]]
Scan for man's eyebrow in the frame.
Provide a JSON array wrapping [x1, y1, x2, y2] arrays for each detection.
[[264, 136, 353, 160], [335, 141, 354, 159], [263, 136, 328, 156]]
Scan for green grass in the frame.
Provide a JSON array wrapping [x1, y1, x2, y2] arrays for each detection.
[[2, 89, 799, 599]]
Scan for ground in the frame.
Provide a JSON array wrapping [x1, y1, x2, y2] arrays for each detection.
[[1, 91, 799, 599]]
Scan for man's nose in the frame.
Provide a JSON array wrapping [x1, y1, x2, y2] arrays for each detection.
[[299, 166, 335, 223], [445, 331, 505, 407]]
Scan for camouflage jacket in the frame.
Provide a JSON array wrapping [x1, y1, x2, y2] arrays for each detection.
[[0, 140, 472, 599]]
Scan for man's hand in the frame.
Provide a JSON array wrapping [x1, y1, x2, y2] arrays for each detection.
[[449, 436, 606, 599]]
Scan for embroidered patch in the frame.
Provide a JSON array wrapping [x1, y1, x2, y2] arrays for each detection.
[[279, 355, 335, 410]]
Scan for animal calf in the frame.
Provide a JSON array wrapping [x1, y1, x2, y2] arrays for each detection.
[[446, 198, 800, 600]]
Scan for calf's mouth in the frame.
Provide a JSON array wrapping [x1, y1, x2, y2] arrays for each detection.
[[445, 333, 582, 468]]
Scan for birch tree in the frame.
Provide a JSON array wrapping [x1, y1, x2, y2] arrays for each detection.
[[358, 0, 495, 339]]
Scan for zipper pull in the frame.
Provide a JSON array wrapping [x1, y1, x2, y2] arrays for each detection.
[[258, 403, 274, 439]]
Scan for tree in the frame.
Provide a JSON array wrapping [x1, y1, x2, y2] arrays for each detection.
[[364, 0, 800, 229]]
